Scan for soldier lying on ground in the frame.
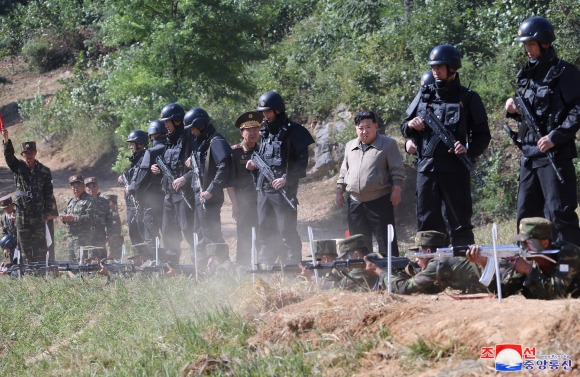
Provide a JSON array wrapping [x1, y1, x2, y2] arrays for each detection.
[[300, 234, 379, 291], [363, 230, 491, 294], [466, 217, 580, 299]]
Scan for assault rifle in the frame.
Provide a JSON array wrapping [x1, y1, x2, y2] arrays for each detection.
[[3, 260, 136, 278], [251, 151, 297, 212], [190, 153, 206, 211], [246, 261, 313, 274], [421, 108, 486, 186], [512, 90, 565, 184], [120, 172, 139, 223], [406, 244, 559, 287], [305, 255, 411, 272], [155, 156, 194, 210]]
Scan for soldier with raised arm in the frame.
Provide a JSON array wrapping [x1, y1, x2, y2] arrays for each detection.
[[3, 129, 58, 263]]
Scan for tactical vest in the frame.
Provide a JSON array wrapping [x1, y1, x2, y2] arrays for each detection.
[[415, 85, 470, 158], [517, 60, 566, 146], [259, 122, 291, 178]]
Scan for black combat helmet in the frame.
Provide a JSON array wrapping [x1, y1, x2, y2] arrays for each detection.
[[159, 103, 185, 123], [0, 234, 17, 251], [421, 70, 435, 87], [126, 130, 148, 146], [184, 108, 210, 131], [147, 120, 167, 136], [516, 16, 555, 44], [256, 91, 285, 113], [427, 44, 462, 70]]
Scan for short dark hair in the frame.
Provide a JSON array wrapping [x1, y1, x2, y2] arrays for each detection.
[[354, 111, 377, 125]]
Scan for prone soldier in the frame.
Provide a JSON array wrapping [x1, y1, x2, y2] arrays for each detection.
[[363, 230, 489, 294], [467, 218, 580, 299]]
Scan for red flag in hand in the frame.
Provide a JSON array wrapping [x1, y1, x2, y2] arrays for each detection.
[[0, 112, 4, 132]]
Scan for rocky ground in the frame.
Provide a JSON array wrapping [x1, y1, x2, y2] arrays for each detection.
[[1, 58, 579, 376]]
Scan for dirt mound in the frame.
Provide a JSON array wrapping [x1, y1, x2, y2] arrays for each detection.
[[248, 291, 580, 376]]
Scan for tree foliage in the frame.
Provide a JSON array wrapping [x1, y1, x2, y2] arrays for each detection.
[[2, 0, 579, 216]]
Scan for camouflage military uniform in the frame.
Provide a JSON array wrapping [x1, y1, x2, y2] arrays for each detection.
[[92, 193, 115, 248], [103, 194, 123, 259], [64, 192, 96, 262], [389, 257, 488, 294], [3, 140, 58, 263], [1, 213, 16, 237], [320, 236, 379, 291], [500, 218, 580, 299], [521, 245, 580, 299]]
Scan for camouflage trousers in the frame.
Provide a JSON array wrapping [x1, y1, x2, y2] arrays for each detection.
[[16, 212, 48, 264], [67, 236, 93, 263]]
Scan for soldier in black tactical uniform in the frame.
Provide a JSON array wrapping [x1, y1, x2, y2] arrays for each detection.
[[126, 123, 166, 251], [246, 91, 315, 264], [118, 129, 148, 245], [503, 17, 580, 246], [401, 45, 490, 246], [183, 108, 232, 259], [150, 103, 196, 264]]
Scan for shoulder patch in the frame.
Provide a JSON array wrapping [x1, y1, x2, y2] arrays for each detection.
[[231, 143, 243, 150]]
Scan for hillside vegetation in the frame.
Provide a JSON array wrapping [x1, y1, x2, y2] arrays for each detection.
[[1, 0, 580, 221]]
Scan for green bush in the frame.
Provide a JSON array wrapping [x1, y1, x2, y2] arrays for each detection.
[[21, 34, 75, 73]]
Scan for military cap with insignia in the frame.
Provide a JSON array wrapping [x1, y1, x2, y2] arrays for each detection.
[[84, 176, 98, 185], [235, 111, 263, 129], [408, 231, 448, 251], [313, 239, 338, 257], [69, 174, 84, 185], [516, 217, 553, 241], [0, 195, 14, 209], [20, 141, 36, 152], [206, 243, 230, 259], [337, 234, 369, 259]]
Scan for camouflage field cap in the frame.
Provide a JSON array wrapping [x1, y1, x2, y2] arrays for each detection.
[[84, 176, 98, 185], [516, 217, 553, 241], [69, 174, 84, 185], [337, 234, 368, 258], [313, 240, 338, 257], [0, 195, 13, 209], [206, 243, 229, 259], [20, 141, 36, 152], [235, 111, 264, 129], [408, 231, 448, 251], [104, 194, 118, 203]]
